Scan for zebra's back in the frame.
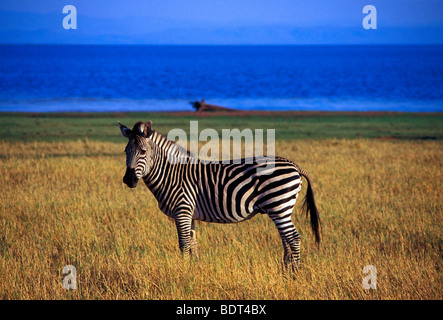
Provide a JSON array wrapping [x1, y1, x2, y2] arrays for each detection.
[[192, 156, 302, 223]]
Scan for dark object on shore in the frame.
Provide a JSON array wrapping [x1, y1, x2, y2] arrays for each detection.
[[190, 99, 236, 112]]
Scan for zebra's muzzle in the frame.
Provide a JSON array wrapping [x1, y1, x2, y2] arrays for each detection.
[[123, 167, 139, 188]]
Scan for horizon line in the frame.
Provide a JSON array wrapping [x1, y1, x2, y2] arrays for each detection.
[[1, 43, 443, 46]]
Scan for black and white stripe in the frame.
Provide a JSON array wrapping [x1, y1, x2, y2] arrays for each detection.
[[119, 121, 320, 270]]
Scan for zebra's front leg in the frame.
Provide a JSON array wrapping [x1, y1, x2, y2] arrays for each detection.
[[174, 209, 194, 259], [190, 220, 199, 259]]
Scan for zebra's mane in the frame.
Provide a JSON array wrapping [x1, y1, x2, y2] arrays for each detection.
[[150, 129, 194, 159]]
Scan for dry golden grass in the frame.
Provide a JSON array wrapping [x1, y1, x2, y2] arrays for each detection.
[[0, 138, 441, 299]]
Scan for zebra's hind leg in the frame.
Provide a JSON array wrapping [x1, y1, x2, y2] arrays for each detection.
[[269, 210, 301, 272], [281, 238, 292, 267], [190, 220, 199, 259]]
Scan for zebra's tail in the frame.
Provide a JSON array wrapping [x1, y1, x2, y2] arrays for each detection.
[[297, 166, 321, 244]]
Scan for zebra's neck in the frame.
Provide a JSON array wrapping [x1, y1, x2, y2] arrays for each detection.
[[143, 130, 193, 182], [142, 130, 195, 214]]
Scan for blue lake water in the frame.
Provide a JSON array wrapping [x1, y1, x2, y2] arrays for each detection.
[[0, 45, 442, 112]]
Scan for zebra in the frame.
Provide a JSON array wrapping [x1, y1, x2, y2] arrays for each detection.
[[118, 120, 320, 271]]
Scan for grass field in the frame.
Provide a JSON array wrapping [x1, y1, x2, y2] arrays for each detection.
[[0, 112, 442, 300]]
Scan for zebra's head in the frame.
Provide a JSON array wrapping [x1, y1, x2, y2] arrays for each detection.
[[118, 120, 154, 188]]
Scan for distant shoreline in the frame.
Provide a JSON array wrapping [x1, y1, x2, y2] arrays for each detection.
[[1, 111, 441, 142]]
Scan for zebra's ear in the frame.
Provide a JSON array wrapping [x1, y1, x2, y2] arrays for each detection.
[[118, 121, 132, 139], [144, 120, 154, 138]]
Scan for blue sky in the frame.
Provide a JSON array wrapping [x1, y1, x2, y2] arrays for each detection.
[[0, 0, 442, 44]]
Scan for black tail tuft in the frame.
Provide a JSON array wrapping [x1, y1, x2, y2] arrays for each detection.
[[300, 172, 321, 244]]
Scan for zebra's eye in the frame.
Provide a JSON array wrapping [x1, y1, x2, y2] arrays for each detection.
[[140, 149, 147, 155]]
